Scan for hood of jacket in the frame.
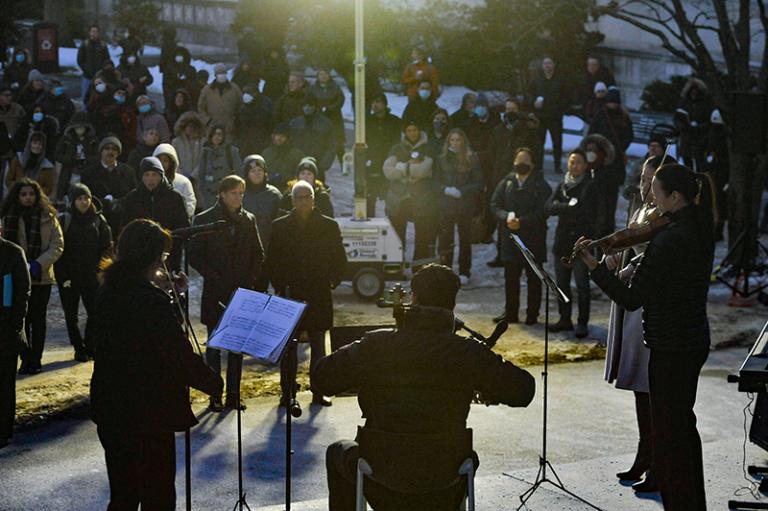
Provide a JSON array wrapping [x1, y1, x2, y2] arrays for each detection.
[[576, 133, 616, 166], [171, 46, 192, 67], [681, 77, 708, 98], [400, 130, 429, 151], [153, 143, 180, 173], [63, 112, 96, 138], [174, 111, 205, 138]]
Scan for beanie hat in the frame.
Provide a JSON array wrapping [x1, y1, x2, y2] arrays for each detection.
[[296, 156, 318, 177], [139, 156, 165, 178], [274, 122, 291, 137], [99, 135, 122, 155], [649, 133, 666, 147], [68, 183, 92, 204], [28, 69, 44, 82], [244, 154, 268, 174], [213, 63, 227, 75], [475, 93, 489, 107], [594, 81, 607, 93], [402, 119, 420, 133], [605, 88, 621, 105], [371, 91, 387, 105]]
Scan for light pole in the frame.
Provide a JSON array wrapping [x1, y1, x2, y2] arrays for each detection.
[[353, 0, 369, 220]]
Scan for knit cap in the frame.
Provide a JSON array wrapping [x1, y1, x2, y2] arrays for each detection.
[[28, 69, 44, 82], [99, 135, 122, 155], [139, 156, 165, 178], [606, 88, 621, 105], [68, 183, 92, 204], [244, 155, 268, 174], [594, 82, 607, 93], [296, 157, 318, 177]]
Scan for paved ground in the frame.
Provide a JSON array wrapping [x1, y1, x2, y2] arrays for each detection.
[[1, 344, 767, 510]]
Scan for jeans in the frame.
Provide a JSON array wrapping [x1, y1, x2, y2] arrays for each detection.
[[504, 261, 542, 319], [205, 325, 242, 394], [649, 347, 709, 511], [554, 257, 590, 325], [81, 78, 91, 105], [438, 212, 473, 277], [22, 284, 52, 364], [98, 426, 176, 511], [58, 284, 97, 353]]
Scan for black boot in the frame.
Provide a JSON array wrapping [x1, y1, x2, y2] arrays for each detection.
[[632, 468, 659, 493], [617, 442, 650, 481], [73, 342, 89, 363]]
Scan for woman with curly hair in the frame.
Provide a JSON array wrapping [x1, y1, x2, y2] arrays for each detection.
[[1, 178, 63, 374]]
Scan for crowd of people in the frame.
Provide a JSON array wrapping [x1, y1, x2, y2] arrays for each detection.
[[0, 24, 727, 511]]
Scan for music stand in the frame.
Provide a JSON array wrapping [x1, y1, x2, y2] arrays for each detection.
[[509, 234, 603, 511]]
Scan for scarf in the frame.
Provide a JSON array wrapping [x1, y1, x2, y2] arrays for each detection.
[[563, 171, 587, 191], [4, 205, 43, 263]]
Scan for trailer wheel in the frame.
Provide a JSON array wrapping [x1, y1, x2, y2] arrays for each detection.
[[352, 268, 385, 301]]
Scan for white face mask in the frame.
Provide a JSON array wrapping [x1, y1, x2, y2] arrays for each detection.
[[75, 127, 86, 137], [127, 56, 136, 65], [215, 74, 228, 84], [95, 83, 106, 93], [586, 151, 597, 163], [243, 93, 254, 104], [175, 55, 184, 63]]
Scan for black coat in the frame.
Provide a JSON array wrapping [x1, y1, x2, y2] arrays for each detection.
[[402, 96, 438, 133], [54, 120, 101, 199], [527, 71, 568, 120], [234, 96, 275, 156], [434, 152, 483, 217], [77, 39, 110, 80], [288, 113, 336, 178], [588, 107, 634, 185], [262, 142, 305, 191], [312, 306, 535, 434], [55, 206, 112, 288], [365, 110, 402, 179], [242, 182, 282, 247], [121, 182, 190, 271], [188, 203, 264, 327], [491, 170, 552, 263], [81, 162, 138, 233], [280, 180, 334, 219], [37, 92, 75, 131], [90, 269, 223, 433], [267, 208, 346, 331], [545, 174, 601, 258], [0, 239, 30, 356], [126, 142, 156, 178], [590, 206, 713, 350]]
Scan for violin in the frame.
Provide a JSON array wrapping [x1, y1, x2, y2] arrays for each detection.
[[561, 206, 674, 268]]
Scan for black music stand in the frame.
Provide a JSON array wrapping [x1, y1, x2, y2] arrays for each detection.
[[509, 235, 603, 511]]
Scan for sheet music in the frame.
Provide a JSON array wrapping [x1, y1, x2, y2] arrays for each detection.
[[206, 289, 306, 363]]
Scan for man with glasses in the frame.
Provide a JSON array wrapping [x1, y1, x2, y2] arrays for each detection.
[[274, 72, 308, 124], [0, 84, 26, 138], [267, 180, 347, 407], [81, 136, 137, 234]]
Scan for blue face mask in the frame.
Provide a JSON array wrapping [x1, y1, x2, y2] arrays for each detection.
[[15, 54, 24, 63], [114, 95, 126, 104], [474, 106, 488, 118], [138, 104, 151, 113], [448, 146, 458, 153], [53, 87, 64, 97], [418, 89, 431, 100], [33, 112, 44, 122]]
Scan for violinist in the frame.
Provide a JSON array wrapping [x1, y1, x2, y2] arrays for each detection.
[[545, 148, 601, 338], [575, 164, 716, 511], [602, 154, 675, 493]]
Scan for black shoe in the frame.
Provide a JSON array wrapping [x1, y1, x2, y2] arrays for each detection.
[[18, 360, 30, 375], [575, 324, 589, 338], [74, 349, 89, 363], [548, 319, 574, 332], [617, 444, 650, 481], [486, 258, 503, 268], [29, 361, 42, 375], [312, 394, 332, 407], [225, 393, 246, 411], [632, 470, 659, 493], [209, 396, 225, 412], [493, 312, 518, 324], [0, 437, 8, 449], [525, 315, 538, 325], [278, 395, 290, 408]]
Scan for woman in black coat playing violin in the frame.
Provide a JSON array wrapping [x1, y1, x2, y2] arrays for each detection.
[[575, 163, 716, 511]]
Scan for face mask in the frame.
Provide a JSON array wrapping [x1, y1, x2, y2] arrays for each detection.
[[418, 90, 431, 100], [138, 104, 151, 113], [413, 60, 420, 65], [15, 54, 24, 63], [114, 95, 126, 104], [433, 120, 447, 132], [95, 83, 106, 93], [175, 55, 184, 63], [243, 93, 254, 104], [74, 127, 86, 137], [303, 105, 316, 116], [33, 112, 44, 122], [127, 56, 136, 65], [586, 151, 597, 163], [215, 74, 228, 84], [514, 163, 532, 175], [474, 106, 488, 118], [53, 86, 64, 97], [448, 146, 458, 153]]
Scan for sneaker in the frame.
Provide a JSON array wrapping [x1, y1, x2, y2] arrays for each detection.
[[548, 319, 574, 333], [575, 324, 589, 338], [460, 275, 469, 286], [312, 393, 332, 407]]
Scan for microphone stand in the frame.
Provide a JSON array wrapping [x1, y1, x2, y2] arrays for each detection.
[[278, 287, 302, 511]]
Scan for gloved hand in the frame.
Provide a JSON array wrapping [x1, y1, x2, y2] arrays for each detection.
[[444, 187, 453, 197], [28, 262, 42, 278], [62, 280, 72, 288], [452, 188, 462, 199]]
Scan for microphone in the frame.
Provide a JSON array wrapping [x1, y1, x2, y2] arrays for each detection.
[[170, 221, 227, 239]]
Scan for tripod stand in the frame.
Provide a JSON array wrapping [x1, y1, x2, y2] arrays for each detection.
[[713, 227, 768, 298], [508, 235, 603, 511]]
